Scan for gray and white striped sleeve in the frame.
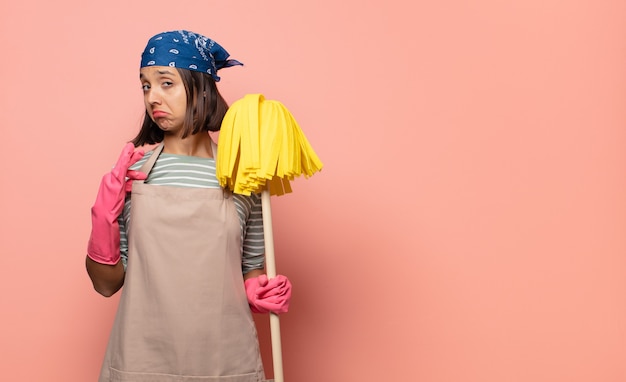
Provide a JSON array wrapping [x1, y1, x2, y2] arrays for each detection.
[[235, 193, 265, 274]]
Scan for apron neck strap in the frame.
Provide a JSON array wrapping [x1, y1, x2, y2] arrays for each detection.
[[211, 140, 218, 159], [139, 143, 164, 175]]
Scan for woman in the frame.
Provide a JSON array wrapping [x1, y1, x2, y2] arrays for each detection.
[[85, 30, 291, 382]]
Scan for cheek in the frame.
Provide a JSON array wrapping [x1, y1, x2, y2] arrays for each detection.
[[144, 105, 156, 122], [143, 100, 156, 122], [178, 101, 188, 115], [176, 92, 188, 112]]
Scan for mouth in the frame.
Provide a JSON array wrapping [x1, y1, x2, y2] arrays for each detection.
[[152, 110, 168, 118]]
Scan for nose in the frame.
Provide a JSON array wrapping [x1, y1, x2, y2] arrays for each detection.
[[146, 88, 162, 105]]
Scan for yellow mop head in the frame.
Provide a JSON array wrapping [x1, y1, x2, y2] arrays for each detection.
[[217, 94, 323, 196]]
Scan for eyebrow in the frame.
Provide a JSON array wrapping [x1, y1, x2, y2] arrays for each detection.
[[139, 69, 176, 79]]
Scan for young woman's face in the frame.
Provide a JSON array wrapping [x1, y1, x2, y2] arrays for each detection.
[[140, 66, 187, 135]]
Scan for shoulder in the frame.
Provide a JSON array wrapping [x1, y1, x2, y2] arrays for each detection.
[[233, 192, 261, 208], [233, 193, 263, 221]]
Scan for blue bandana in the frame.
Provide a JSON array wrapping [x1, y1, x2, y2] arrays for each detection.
[[140, 30, 243, 82]]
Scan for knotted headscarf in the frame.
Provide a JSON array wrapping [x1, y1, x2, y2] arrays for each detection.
[[140, 30, 243, 81]]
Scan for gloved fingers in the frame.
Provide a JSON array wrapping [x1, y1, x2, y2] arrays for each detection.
[[257, 274, 287, 290], [256, 282, 291, 298], [112, 143, 137, 175], [258, 294, 290, 307], [256, 275, 291, 298], [109, 145, 132, 179], [129, 149, 145, 166], [256, 284, 289, 299], [127, 170, 148, 180], [249, 304, 270, 314], [124, 180, 135, 193], [124, 172, 147, 193], [256, 274, 269, 287], [258, 290, 290, 303], [255, 298, 290, 314], [244, 274, 292, 314]]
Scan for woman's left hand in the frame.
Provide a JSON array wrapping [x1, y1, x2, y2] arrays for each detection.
[[244, 274, 292, 314]]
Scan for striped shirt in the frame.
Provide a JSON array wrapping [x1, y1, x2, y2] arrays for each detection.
[[118, 151, 265, 274]]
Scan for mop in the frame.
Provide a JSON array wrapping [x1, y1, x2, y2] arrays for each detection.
[[217, 94, 323, 382]]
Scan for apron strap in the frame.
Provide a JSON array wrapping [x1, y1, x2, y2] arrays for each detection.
[[211, 139, 231, 198], [138, 143, 164, 176], [211, 140, 218, 159]]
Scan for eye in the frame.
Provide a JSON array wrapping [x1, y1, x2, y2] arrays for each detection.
[[142, 84, 151, 91], [162, 81, 173, 87]]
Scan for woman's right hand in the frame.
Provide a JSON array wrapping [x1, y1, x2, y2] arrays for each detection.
[[87, 143, 146, 265]]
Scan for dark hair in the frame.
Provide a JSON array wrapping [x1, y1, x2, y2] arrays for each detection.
[[131, 68, 229, 146]]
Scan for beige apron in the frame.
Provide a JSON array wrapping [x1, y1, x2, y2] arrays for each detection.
[[99, 144, 265, 382]]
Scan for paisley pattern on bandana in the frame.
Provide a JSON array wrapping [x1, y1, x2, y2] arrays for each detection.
[[140, 30, 243, 82]]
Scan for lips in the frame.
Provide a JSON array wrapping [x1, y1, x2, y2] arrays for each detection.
[[152, 110, 168, 118]]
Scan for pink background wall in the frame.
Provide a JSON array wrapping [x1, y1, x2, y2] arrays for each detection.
[[1, 1, 625, 381]]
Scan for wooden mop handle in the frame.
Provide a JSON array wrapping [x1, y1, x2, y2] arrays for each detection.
[[261, 189, 284, 382]]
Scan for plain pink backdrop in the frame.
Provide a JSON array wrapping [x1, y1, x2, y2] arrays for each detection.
[[1, 1, 625, 381]]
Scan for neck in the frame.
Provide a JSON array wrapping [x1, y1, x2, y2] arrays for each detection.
[[162, 133, 215, 158]]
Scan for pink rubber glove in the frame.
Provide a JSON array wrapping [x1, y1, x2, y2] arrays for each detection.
[[244, 274, 292, 314], [87, 143, 146, 265]]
